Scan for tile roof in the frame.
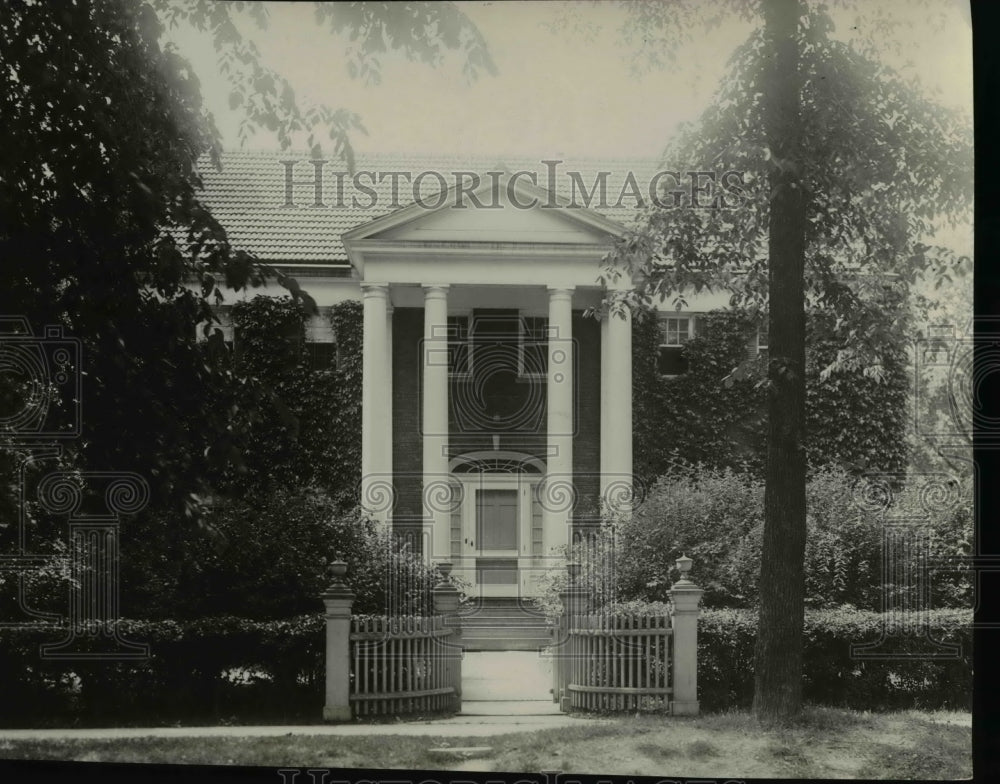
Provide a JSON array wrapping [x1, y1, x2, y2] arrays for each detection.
[[194, 151, 661, 265]]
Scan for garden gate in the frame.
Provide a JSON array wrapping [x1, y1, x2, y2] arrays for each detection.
[[550, 557, 703, 715], [320, 561, 463, 720]]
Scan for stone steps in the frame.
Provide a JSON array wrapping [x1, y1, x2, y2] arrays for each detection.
[[457, 599, 554, 651]]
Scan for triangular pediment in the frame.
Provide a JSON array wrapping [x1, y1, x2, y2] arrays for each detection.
[[342, 169, 627, 248]]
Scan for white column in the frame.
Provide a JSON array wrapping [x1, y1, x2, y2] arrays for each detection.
[[422, 284, 450, 564], [543, 287, 574, 557], [361, 283, 391, 525], [601, 302, 633, 510], [384, 300, 394, 481], [600, 316, 610, 481]]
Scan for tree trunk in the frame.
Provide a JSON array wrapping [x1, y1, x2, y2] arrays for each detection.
[[753, 0, 809, 722]]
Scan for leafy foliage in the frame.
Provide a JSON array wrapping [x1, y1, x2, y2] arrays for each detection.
[[0, 607, 971, 725], [607, 4, 971, 351], [543, 466, 973, 611], [606, 1, 970, 720], [0, 593, 477, 726], [632, 310, 767, 481], [697, 606, 972, 712], [631, 309, 910, 483], [120, 486, 440, 620], [0, 0, 490, 519], [0, 615, 329, 726], [803, 307, 909, 477], [223, 296, 362, 502]]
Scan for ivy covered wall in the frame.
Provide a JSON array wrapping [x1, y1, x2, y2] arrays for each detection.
[[226, 296, 362, 507], [224, 296, 908, 502], [631, 310, 909, 486]]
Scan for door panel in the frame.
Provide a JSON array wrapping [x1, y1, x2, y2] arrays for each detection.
[[476, 489, 518, 551]]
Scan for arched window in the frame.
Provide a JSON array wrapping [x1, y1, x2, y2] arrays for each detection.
[[449, 451, 545, 475]]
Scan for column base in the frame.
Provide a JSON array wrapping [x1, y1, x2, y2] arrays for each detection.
[[323, 705, 353, 722], [670, 699, 700, 716]]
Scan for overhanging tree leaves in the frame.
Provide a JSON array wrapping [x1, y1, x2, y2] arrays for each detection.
[[604, 0, 971, 719], [0, 0, 493, 516]]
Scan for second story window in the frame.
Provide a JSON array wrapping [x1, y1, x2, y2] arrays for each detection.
[[305, 313, 336, 371], [658, 316, 693, 375], [660, 317, 692, 348]]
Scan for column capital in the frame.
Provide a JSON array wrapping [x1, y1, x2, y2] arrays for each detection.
[[547, 286, 575, 297], [422, 284, 450, 301], [361, 282, 389, 297]]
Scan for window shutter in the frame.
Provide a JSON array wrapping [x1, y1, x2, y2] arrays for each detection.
[[306, 342, 337, 371], [447, 315, 470, 374], [232, 324, 244, 362], [657, 347, 688, 375]]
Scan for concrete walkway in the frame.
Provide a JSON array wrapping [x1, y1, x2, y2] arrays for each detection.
[[462, 651, 553, 701], [0, 703, 607, 740]]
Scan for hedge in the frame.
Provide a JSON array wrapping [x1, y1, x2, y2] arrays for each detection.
[[0, 607, 972, 725], [0, 616, 326, 726], [698, 607, 973, 712]]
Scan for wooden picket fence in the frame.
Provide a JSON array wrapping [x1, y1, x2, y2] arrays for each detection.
[[349, 614, 462, 717], [556, 612, 673, 712]]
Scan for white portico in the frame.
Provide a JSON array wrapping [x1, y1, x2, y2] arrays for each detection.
[[342, 173, 633, 598]]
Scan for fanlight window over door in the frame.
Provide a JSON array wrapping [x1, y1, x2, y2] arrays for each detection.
[[450, 451, 544, 475]]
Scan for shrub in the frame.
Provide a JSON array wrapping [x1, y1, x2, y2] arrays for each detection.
[[0, 606, 969, 725], [580, 466, 972, 610], [698, 607, 972, 712], [621, 465, 763, 606], [121, 489, 441, 620], [0, 616, 326, 726]]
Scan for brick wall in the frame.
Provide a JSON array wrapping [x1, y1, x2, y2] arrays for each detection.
[[390, 306, 604, 540], [572, 311, 602, 526], [391, 308, 424, 544]]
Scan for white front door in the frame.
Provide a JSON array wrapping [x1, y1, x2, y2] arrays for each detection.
[[475, 488, 519, 597], [453, 471, 544, 599]]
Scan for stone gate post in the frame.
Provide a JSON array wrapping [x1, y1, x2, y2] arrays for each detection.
[[557, 562, 593, 710], [322, 560, 355, 722], [432, 561, 463, 706], [669, 554, 704, 716]]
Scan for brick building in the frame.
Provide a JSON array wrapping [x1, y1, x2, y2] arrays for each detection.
[[197, 153, 730, 601]]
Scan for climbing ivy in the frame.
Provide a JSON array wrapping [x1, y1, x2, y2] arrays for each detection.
[[632, 309, 909, 484], [632, 310, 767, 483], [226, 296, 362, 506], [804, 309, 909, 478], [224, 296, 906, 498]]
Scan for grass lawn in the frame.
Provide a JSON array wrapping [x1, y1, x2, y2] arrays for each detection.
[[0, 707, 971, 779]]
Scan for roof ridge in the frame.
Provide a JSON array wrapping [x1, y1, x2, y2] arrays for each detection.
[[210, 149, 662, 164]]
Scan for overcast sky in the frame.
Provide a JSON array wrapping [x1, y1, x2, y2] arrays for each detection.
[[163, 0, 973, 160]]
